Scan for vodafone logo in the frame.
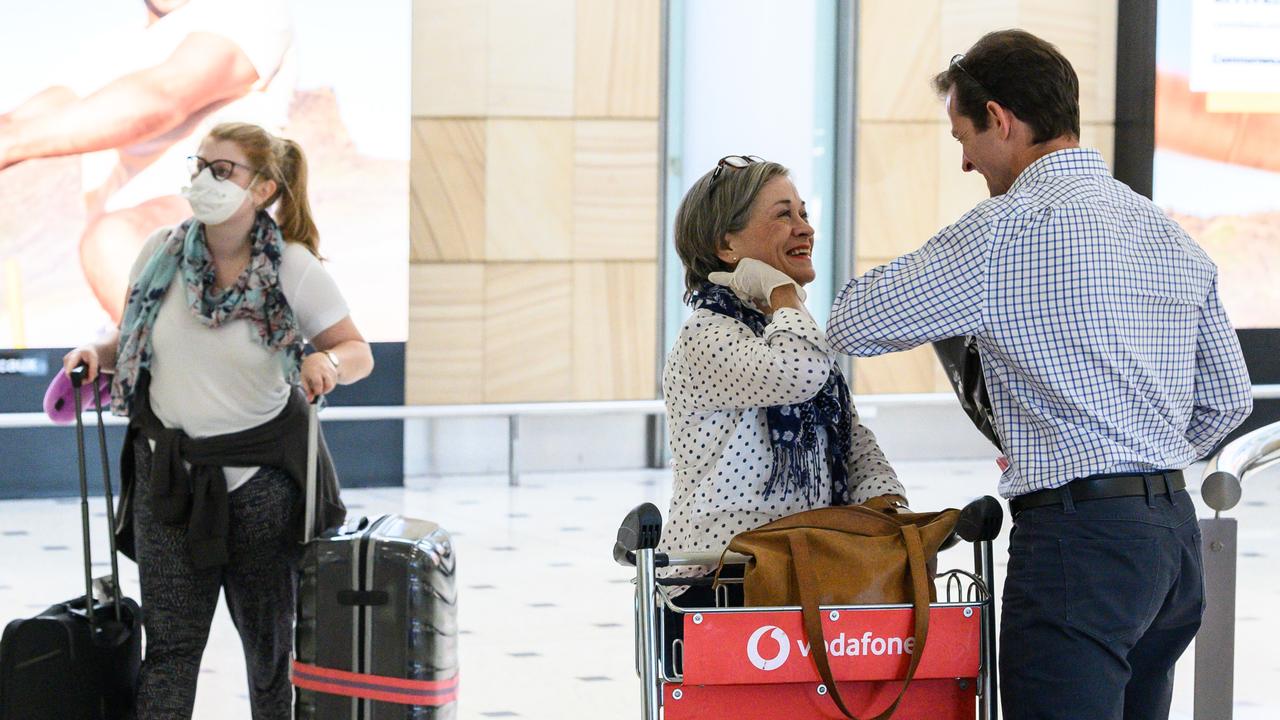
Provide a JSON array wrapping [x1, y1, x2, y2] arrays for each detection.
[[746, 625, 791, 671]]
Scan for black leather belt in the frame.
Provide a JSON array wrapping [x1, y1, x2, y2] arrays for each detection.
[[1009, 470, 1185, 517]]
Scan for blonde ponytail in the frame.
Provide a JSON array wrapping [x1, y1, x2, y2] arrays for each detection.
[[273, 138, 320, 255]]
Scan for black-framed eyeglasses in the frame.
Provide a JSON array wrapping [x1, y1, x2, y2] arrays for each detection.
[[710, 154, 766, 184], [187, 155, 258, 182], [949, 54, 1009, 111]]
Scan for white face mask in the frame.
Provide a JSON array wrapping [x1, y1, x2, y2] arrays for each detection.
[[181, 168, 252, 225]]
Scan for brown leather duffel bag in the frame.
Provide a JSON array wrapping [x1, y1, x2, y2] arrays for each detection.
[[715, 505, 960, 719]]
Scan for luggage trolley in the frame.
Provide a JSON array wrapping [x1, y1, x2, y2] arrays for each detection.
[[613, 497, 1004, 720]]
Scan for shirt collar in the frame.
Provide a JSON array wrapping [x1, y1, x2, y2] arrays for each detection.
[[1007, 147, 1109, 195]]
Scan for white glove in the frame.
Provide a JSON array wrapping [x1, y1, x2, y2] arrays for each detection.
[[707, 258, 806, 309]]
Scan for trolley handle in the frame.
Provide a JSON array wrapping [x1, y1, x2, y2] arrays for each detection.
[[956, 495, 1004, 543], [611, 503, 749, 568], [938, 495, 1004, 549], [612, 502, 663, 567], [612, 495, 1004, 566]]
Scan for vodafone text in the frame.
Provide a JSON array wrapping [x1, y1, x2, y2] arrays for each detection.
[[747, 626, 914, 672], [799, 632, 916, 658]]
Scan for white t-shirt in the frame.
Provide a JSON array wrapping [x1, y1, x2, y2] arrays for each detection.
[[127, 227, 350, 491], [75, 0, 295, 213]]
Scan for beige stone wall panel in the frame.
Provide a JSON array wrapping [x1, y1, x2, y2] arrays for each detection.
[[571, 261, 657, 400], [411, 119, 487, 262], [487, 0, 576, 116], [573, 120, 660, 260], [575, 0, 661, 118], [483, 263, 574, 401], [407, 263, 486, 403], [412, 0, 490, 116], [485, 120, 575, 261]]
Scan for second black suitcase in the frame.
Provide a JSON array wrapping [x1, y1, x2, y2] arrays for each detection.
[[293, 515, 459, 719], [291, 402, 458, 719]]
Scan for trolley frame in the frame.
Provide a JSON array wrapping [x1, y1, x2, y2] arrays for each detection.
[[614, 496, 1004, 720]]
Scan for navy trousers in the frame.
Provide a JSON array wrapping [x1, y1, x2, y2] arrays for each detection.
[[1000, 488, 1204, 720]]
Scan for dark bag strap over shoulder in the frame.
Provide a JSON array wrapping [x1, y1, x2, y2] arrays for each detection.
[[932, 335, 1003, 452], [789, 524, 931, 720]]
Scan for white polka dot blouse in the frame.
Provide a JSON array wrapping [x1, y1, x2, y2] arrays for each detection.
[[658, 306, 905, 592]]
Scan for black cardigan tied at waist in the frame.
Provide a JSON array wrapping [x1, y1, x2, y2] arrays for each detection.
[[116, 373, 345, 569]]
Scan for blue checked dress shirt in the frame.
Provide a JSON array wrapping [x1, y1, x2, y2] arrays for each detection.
[[827, 148, 1253, 498]]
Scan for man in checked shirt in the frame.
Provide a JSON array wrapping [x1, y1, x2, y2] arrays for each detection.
[[827, 29, 1253, 720]]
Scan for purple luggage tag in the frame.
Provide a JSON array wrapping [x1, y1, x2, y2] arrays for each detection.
[[43, 367, 112, 424]]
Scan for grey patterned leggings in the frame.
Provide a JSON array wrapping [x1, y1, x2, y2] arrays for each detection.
[[131, 438, 300, 720]]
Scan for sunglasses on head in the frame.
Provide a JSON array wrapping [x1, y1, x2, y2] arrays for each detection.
[[949, 54, 1011, 112], [187, 155, 258, 182], [710, 154, 766, 184]]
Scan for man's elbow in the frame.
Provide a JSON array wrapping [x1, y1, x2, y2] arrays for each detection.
[[825, 308, 891, 358], [825, 320, 857, 356], [1197, 396, 1254, 453], [1230, 394, 1254, 430], [1227, 383, 1255, 428], [1239, 392, 1254, 418]]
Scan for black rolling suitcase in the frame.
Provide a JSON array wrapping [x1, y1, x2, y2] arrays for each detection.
[[292, 402, 458, 719], [0, 367, 142, 720]]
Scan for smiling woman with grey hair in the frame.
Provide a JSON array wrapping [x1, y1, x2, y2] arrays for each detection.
[[658, 154, 907, 608]]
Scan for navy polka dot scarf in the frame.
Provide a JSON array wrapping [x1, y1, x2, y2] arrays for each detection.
[[693, 283, 853, 505]]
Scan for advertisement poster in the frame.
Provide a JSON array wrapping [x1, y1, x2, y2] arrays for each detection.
[[0, 0, 409, 349], [1156, 0, 1280, 328], [1190, 0, 1280, 92]]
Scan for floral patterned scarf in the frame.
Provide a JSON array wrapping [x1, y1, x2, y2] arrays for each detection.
[[692, 283, 854, 505], [112, 211, 303, 416]]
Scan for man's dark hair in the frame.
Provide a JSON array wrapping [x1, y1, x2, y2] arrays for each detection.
[[933, 29, 1080, 144]]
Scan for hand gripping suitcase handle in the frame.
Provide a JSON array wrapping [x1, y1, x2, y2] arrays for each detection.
[[69, 365, 124, 627]]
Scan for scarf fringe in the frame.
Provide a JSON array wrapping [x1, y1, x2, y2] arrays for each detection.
[[762, 443, 825, 504]]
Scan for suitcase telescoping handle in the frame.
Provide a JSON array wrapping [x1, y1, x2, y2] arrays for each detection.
[[69, 365, 124, 627], [304, 395, 319, 544]]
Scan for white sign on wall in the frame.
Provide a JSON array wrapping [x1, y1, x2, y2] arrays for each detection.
[[1190, 0, 1280, 92]]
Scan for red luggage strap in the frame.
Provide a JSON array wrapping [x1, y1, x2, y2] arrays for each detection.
[[291, 660, 459, 706]]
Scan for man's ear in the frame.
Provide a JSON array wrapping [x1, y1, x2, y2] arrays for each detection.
[[988, 100, 1014, 141]]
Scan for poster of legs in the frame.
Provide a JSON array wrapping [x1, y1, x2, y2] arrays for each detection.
[[0, 0, 408, 348]]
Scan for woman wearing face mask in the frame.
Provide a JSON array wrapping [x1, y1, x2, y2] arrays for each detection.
[[61, 122, 372, 719], [659, 156, 907, 612]]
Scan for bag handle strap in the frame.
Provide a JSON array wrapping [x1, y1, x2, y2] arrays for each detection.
[[710, 544, 732, 592], [766, 505, 902, 534], [761, 506, 955, 537], [789, 524, 932, 720]]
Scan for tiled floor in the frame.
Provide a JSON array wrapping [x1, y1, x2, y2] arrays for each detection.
[[0, 460, 1276, 719]]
